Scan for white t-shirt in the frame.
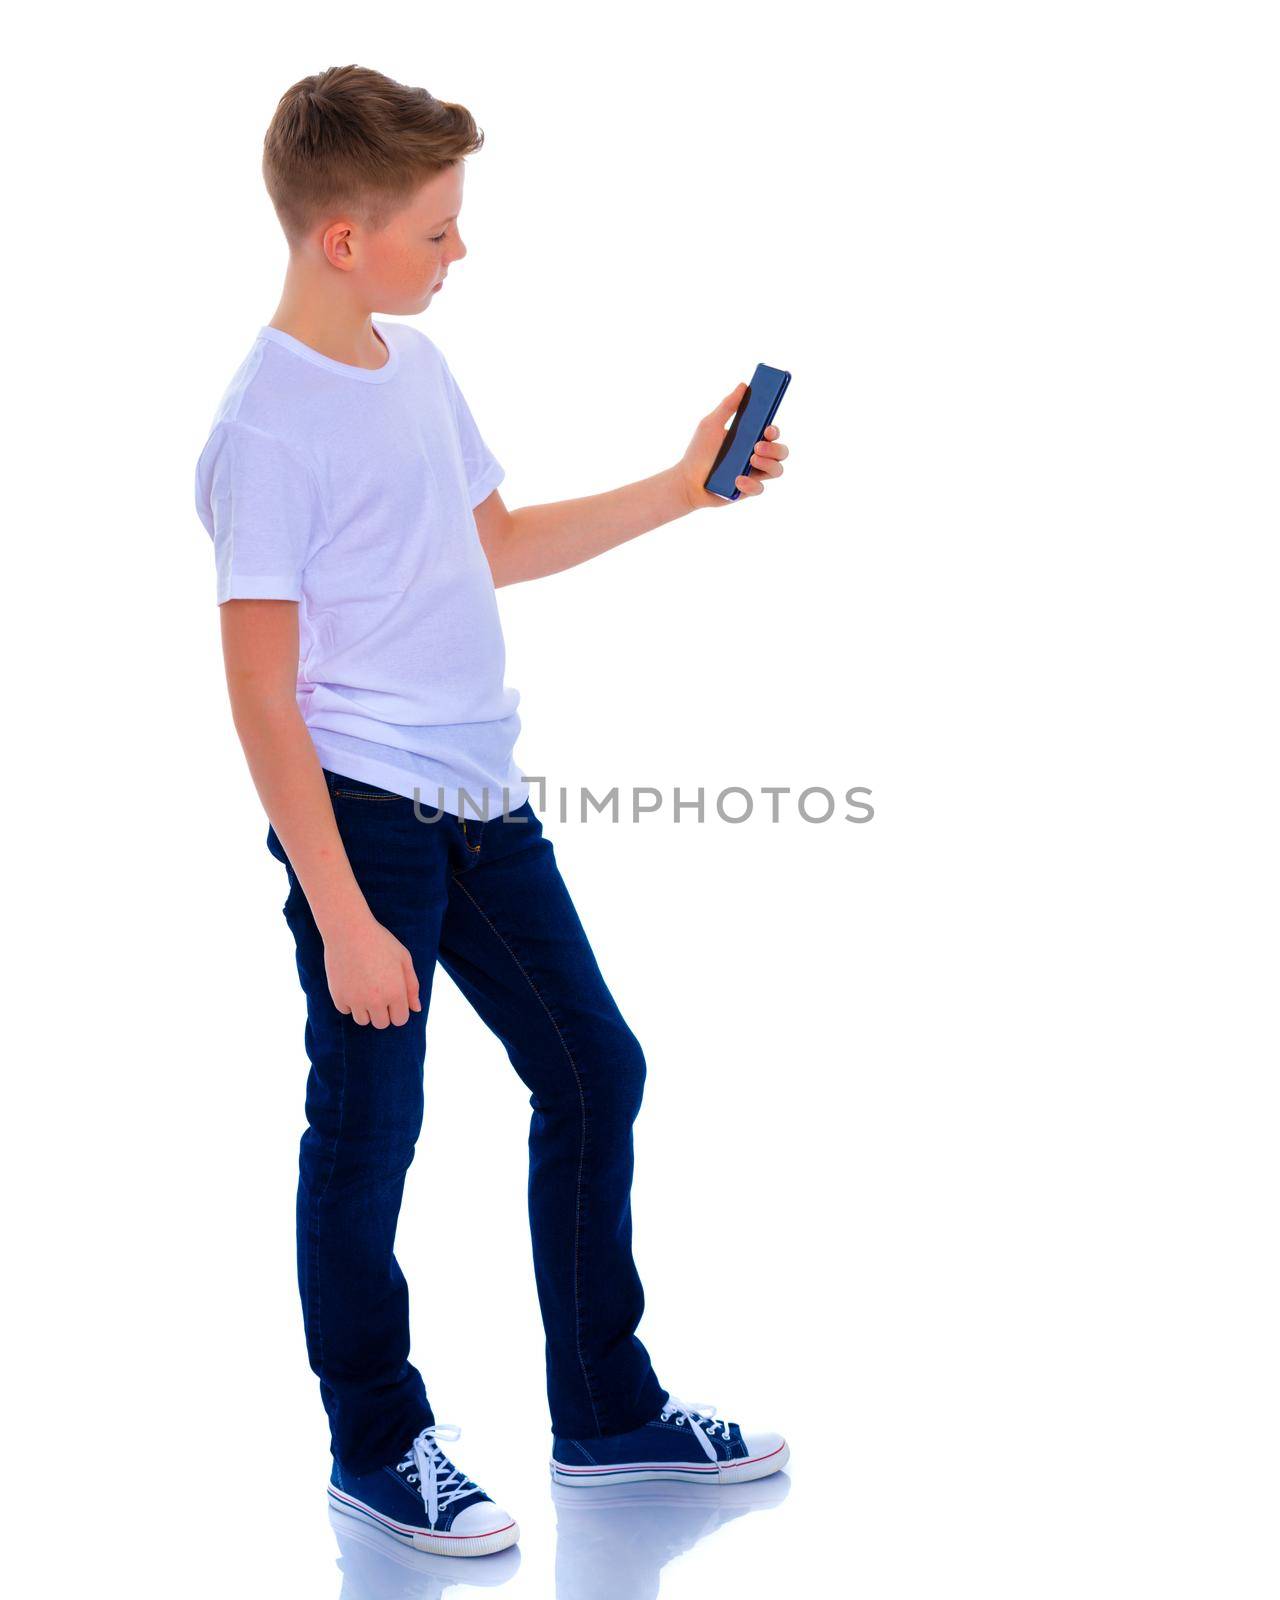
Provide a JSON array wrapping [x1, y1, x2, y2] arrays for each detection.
[[194, 320, 527, 818]]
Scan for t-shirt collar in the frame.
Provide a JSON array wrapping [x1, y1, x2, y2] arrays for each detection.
[[257, 319, 400, 383]]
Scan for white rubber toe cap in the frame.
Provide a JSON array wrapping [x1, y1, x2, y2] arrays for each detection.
[[741, 1430, 787, 1463], [452, 1500, 517, 1537]]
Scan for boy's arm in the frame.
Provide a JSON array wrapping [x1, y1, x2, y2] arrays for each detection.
[[220, 599, 422, 1030], [475, 382, 788, 587]]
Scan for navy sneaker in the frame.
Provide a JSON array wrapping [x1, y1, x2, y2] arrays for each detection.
[[328, 1423, 520, 1557], [550, 1395, 789, 1487]]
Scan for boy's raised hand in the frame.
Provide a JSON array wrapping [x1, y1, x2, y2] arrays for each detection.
[[675, 380, 789, 511], [324, 916, 423, 1029]]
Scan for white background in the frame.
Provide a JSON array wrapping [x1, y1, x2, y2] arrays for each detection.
[[6, 3, 1277, 1596]]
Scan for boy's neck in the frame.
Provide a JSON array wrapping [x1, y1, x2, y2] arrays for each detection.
[[267, 285, 390, 371]]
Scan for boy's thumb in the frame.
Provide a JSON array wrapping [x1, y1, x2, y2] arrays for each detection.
[[714, 381, 748, 420]]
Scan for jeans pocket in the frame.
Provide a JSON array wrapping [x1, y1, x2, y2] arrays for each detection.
[[331, 784, 401, 804], [325, 770, 402, 803]]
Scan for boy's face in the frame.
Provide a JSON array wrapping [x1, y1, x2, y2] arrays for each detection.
[[341, 163, 468, 314]]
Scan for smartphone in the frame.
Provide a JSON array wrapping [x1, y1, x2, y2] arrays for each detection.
[[704, 363, 792, 501]]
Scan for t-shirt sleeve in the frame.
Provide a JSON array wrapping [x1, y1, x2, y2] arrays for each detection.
[[441, 361, 506, 509], [194, 420, 323, 603]]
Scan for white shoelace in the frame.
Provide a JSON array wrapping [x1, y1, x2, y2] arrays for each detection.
[[394, 1423, 478, 1527], [660, 1396, 732, 1462]]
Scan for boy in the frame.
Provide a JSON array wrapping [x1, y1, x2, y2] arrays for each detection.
[[194, 65, 790, 1559]]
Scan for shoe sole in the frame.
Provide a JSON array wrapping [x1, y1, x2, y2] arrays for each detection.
[[549, 1438, 789, 1488], [327, 1486, 520, 1557]]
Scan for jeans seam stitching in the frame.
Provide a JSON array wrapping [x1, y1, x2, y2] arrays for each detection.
[[448, 869, 602, 1434], [309, 1011, 350, 1378]]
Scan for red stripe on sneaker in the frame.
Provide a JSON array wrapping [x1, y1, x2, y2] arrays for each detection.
[[328, 1485, 515, 1539], [558, 1461, 718, 1475], [730, 1442, 787, 1465], [555, 1440, 787, 1475]]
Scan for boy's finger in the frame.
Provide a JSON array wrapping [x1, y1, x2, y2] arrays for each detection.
[[712, 382, 748, 422], [404, 958, 422, 1011]]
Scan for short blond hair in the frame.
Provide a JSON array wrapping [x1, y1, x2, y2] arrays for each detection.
[[262, 63, 484, 244]]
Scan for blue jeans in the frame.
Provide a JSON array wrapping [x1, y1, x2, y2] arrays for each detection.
[[266, 769, 668, 1474]]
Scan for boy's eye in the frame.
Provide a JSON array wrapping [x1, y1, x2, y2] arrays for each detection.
[[430, 232, 447, 244]]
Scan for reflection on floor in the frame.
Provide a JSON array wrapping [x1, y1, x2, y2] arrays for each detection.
[[552, 1473, 791, 1599], [331, 1503, 520, 1597], [329, 1469, 791, 1598]]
